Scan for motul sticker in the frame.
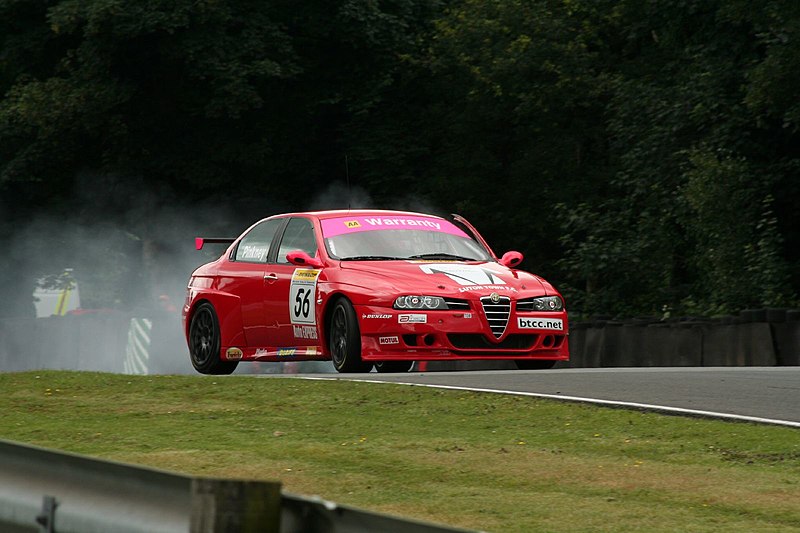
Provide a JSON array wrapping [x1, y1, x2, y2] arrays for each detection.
[[399, 314, 427, 324], [379, 336, 400, 345], [517, 317, 564, 331]]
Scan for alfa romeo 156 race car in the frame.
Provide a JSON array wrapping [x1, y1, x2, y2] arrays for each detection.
[[182, 209, 569, 374]]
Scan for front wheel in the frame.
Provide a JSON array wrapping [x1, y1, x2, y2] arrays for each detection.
[[329, 298, 373, 373], [515, 359, 557, 370], [374, 361, 414, 373], [189, 302, 238, 375]]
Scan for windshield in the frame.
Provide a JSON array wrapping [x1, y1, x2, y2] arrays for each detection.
[[321, 215, 492, 261]]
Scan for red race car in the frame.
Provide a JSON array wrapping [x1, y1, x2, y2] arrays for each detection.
[[182, 210, 569, 374]]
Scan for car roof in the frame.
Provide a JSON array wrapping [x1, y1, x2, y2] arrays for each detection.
[[275, 209, 447, 221]]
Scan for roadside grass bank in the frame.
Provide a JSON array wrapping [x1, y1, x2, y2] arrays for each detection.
[[1, 371, 798, 532]]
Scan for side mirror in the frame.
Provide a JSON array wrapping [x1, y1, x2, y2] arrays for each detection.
[[286, 250, 324, 269], [500, 251, 523, 268]]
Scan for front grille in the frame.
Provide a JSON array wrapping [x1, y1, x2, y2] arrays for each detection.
[[480, 295, 510, 338], [443, 298, 470, 311], [448, 334, 537, 350]]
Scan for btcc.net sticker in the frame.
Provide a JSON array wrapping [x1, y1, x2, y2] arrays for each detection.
[[517, 317, 564, 331]]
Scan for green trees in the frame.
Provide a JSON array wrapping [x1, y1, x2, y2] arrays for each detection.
[[1, 0, 798, 317], [0, 0, 433, 207], [0, 0, 435, 315], [551, 0, 798, 317]]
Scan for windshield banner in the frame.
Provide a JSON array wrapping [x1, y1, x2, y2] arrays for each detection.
[[322, 215, 468, 238]]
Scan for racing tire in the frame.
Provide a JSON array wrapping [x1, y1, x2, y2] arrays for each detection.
[[329, 298, 373, 373], [374, 361, 414, 373], [515, 359, 557, 370], [189, 302, 238, 375]]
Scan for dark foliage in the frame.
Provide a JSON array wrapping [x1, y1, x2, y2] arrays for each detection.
[[1, 0, 798, 318]]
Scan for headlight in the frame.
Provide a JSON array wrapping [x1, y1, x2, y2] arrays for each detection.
[[393, 295, 448, 310], [529, 296, 563, 311]]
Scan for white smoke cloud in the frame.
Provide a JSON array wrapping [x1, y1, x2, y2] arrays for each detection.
[[0, 174, 450, 375], [306, 181, 373, 211], [0, 179, 259, 374]]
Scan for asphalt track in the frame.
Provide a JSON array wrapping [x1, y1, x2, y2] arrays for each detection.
[[291, 367, 800, 428]]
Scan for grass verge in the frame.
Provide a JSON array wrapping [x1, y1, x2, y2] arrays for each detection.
[[1, 371, 799, 532]]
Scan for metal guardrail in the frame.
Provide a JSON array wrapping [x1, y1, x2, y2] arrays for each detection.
[[0, 439, 473, 533], [281, 493, 476, 533]]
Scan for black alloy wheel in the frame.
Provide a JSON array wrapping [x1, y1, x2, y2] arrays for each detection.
[[189, 302, 238, 375], [329, 298, 373, 373]]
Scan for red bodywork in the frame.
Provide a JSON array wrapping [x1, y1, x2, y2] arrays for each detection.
[[182, 210, 569, 367]]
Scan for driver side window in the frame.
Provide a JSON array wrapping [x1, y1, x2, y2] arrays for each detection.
[[277, 218, 317, 263]]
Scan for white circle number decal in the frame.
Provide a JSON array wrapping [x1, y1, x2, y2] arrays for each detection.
[[289, 269, 321, 325]]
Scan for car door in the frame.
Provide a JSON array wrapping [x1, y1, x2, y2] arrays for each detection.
[[264, 217, 321, 347], [220, 217, 285, 346]]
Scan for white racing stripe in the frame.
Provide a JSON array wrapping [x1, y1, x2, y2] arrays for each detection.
[[299, 377, 800, 429]]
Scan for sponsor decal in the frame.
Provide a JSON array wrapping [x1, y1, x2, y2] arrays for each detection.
[[293, 269, 321, 281], [293, 324, 318, 340], [226, 347, 243, 360], [379, 336, 400, 345], [420, 264, 507, 287], [321, 216, 468, 238], [253, 347, 317, 357], [290, 269, 321, 325], [457, 285, 517, 293], [362, 313, 391, 319], [239, 245, 268, 262], [517, 317, 564, 331], [399, 314, 427, 324], [363, 217, 441, 230], [464, 313, 472, 318]]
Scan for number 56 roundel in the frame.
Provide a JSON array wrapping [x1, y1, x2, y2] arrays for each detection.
[[290, 269, 321, 325]]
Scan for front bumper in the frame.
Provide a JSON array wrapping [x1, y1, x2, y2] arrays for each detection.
[[354, 304, 569, 362]]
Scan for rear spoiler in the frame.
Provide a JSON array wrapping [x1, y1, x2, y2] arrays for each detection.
[[195, 237, 236, 250]]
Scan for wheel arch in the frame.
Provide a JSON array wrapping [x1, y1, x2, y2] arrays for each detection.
[[187, 291, 245, 348], [321, 291, 352, 356]]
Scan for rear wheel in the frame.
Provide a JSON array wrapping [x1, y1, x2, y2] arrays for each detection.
[[515, 359, 557, 370], [189, 302, 238, 375], [374, 361, 414, 373], [329, 298, 373, 373]]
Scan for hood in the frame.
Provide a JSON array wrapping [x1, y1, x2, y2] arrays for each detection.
[[337, 260, 548, 297]]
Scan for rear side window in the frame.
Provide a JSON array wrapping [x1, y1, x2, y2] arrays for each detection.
[[234, 219, 283, 263], [277, 218, 317, 263]]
